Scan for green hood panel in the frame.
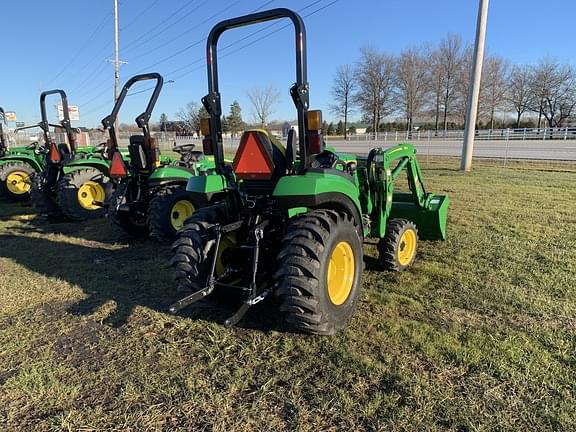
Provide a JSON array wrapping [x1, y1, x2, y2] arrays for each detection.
[[186, 174, 227, 194], [0, 154, 43, 172]]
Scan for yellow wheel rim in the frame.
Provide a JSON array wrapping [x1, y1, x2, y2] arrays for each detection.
[[327, 241, 355, 306], [170, 200, 195, 230], [397, 229, 417, 266], [6, 171, 31, 195], [215, 234, 236, 276], [77, 181, 106, 210]]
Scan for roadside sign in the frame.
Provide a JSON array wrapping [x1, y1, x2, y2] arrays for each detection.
[[57, 105, 80, 121], [5, 112, 17, 121]]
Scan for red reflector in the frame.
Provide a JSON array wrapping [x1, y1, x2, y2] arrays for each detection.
[[109, 151, 127, 178], [233, 132, 274, 180], [202, 136, 214, 155], [49, 143, 61, 163], [307, 132, 323, 154]]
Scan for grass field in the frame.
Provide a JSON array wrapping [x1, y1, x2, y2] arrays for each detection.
[[0, 161, 575, 431]]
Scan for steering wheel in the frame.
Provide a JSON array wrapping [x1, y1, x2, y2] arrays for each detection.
[[173, 143, 196, 154], [311, 150, 339, 169]]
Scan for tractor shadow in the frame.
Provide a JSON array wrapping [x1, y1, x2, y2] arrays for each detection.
[[0, 233, 287, 333]]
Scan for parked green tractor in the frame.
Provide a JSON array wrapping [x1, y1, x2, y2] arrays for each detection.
[[18, 89, 116, 220], [104, 73, 215, 243], [169, 8, 449, 334]]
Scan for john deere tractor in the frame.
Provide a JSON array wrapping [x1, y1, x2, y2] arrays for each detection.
[[169, 8, 449, 335], [20, 89, 115, 220], [0, 107, 46, 201], [104, 73, 215, 243]]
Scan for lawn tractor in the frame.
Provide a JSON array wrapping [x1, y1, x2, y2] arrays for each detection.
[[104, 73, 215, 243], [169, 8, 449, 335], [20, 89, 115, 220]]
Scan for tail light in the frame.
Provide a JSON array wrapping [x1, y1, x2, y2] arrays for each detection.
[[306, 132, 323, 155], [202, 136, 214, 155], [109, 151, 127, 178], [49, 142, 61, 163], [200, 118, 214, 155], [306, 110, 324, 154]]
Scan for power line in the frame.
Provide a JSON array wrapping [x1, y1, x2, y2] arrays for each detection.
[[121, 0, 163, 30], [131, 0, 306, 75], [44, 11, 112, 86], [121, 0, 203, 53]]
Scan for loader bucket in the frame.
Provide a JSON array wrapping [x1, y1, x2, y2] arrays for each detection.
[[389, 193, 449, 241]]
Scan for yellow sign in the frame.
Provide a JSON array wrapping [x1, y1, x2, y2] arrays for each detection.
[[5, 112, 17, 122]]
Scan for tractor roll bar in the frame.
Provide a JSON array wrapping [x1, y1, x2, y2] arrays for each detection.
[[203, 8, 310, 174], [0, 107, 6, 155], [101, 72, 164, 151], [39, 89, 77, 153]]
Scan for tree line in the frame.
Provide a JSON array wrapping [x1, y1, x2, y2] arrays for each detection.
[[331, 34, 576, 138]]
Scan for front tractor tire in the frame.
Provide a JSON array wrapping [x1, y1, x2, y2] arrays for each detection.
[[0, 162, 35, 201], [57, 168, 111, 221], [378, 219, 419, 271], [274, 210, 363, 335], [148, 187, 197, 244]]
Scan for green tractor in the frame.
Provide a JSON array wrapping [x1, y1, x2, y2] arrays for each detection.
[[20, 89, 116, 220], [0, 107, 46, 201], [169, 8, 450, 335], [104, 73, 216, 243]]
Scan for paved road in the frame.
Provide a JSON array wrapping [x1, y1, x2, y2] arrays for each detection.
[[325, 139, 576, 161]]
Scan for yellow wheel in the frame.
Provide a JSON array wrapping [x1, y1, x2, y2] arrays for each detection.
[[77, 181, 106, 210], [397, 228, 417, 266], [327, 241, 356, 305], [6, 171, 32, 195], [379, 219, 419, 271], [170, 199, 195, 230]]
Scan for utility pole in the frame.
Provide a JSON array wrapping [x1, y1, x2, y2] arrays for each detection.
[[114, 0, 120, 102], [461, 0, 489, 172]]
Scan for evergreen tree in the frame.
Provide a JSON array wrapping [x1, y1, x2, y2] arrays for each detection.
[[226, 100, 244, 137], [159, 113, 168, 131], [321, 120, 329, 135], [336, 120, 345, 135], [327, 122, 335, 136]]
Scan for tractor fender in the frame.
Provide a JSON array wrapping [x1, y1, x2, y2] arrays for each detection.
[[0, 154, 43, 172], [184, 174, 228, 206], [273, 171, 363, 233], [63, 158, 110, 176], [149, 165, 196, 182]]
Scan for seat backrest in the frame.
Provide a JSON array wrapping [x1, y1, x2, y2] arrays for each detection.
[[128, 135, 149, 171]]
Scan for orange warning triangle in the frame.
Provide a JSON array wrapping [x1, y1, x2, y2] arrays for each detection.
[[109, 151, 127, 177], [49, 143, 61, 163], [233, 132, 274, 180]]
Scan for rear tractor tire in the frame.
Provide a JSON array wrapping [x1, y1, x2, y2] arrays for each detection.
[[30, 173, 66, 220], [148, 187, 197, 244], [0, 162, 35, 201], [57, 168, 111, 221], [171, 204, 228, 292], [378, 218, 418, 271], [107, 183, 148, 238], [274, 210, 363, 335]]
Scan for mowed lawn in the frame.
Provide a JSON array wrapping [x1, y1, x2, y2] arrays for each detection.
[[0, 161, 575, 431]]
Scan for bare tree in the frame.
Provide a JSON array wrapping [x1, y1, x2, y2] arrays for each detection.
[[176, 102, 200, 135], [507, 65, 532, 128], [247, 86, 281, 126], [454, 46, 474, 126], [329, 64, 356, 139], [479, 55, 510, 129], [395, 47, 430, 133], [529, 58, 576, 129], [428, 34, 465, 133], [355, 46, 396, 138]]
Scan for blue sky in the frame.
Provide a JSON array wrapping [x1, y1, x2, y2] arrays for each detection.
[[1, 0, 575, 128]]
